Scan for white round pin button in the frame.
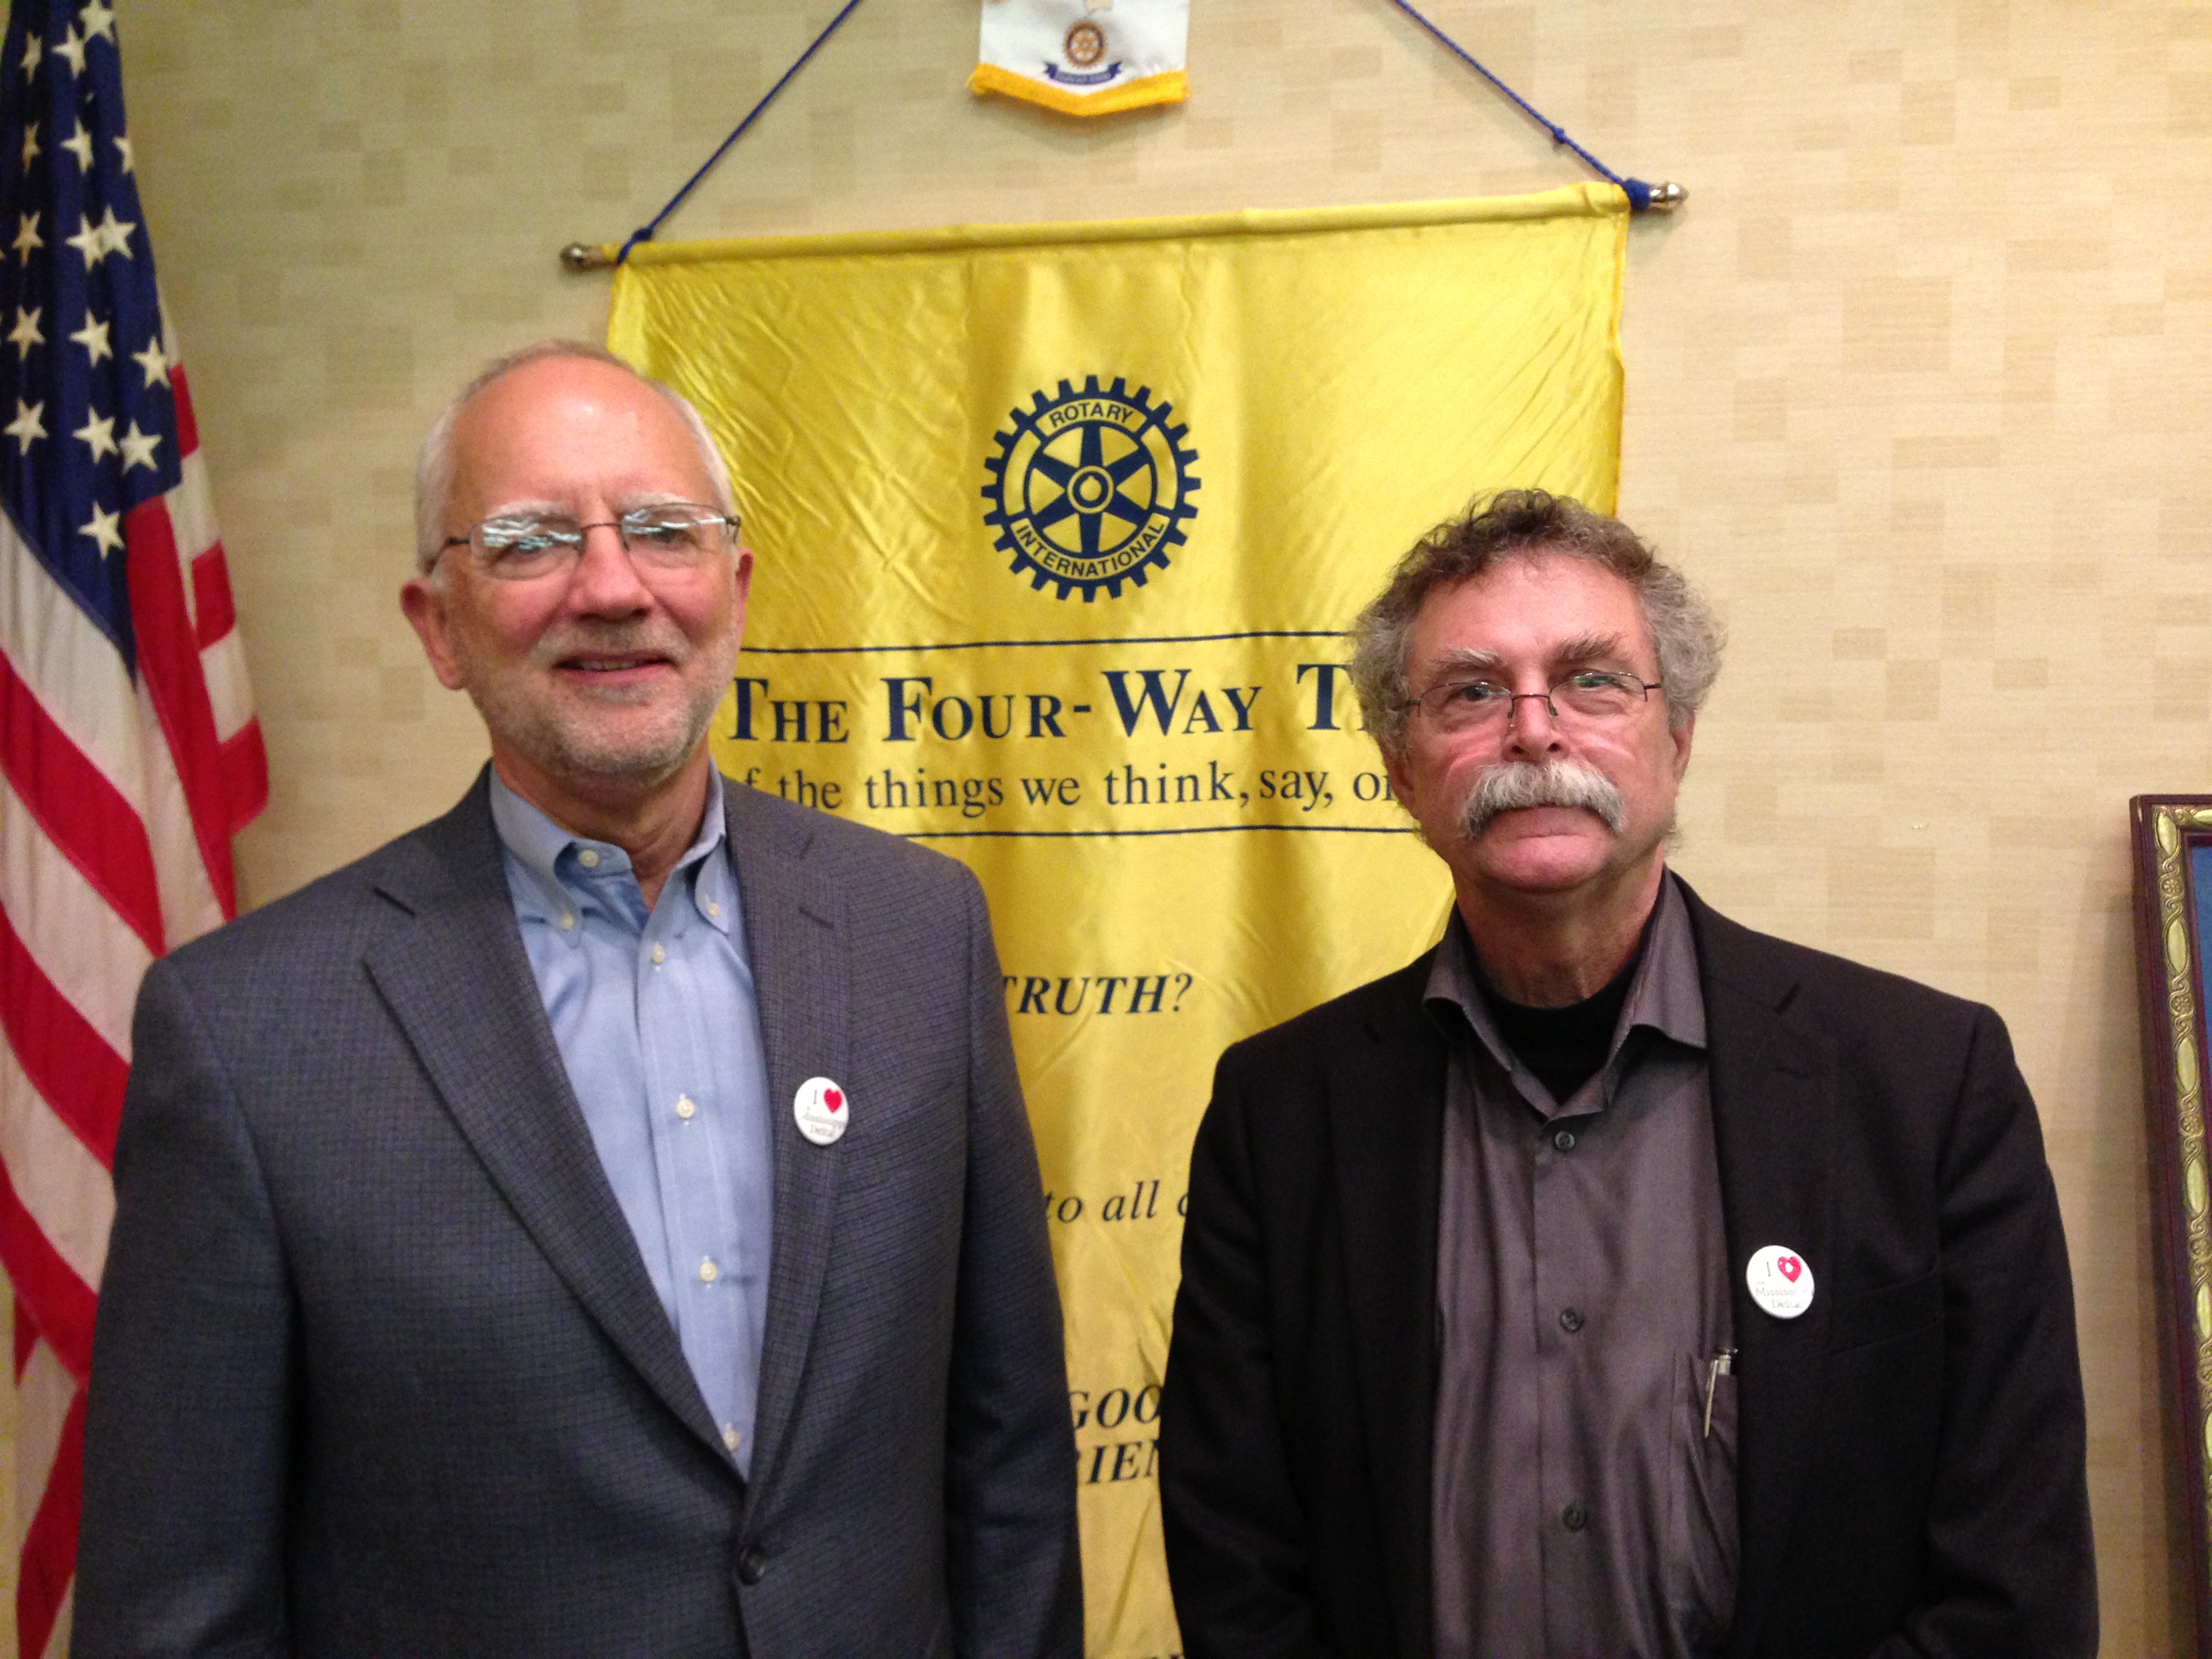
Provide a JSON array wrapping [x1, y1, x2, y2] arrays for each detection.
[[794, 1076, 849, 1146], [1746, 1244, 1815, 1319]]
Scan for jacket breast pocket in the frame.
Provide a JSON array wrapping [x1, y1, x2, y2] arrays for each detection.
[[1824, 1267, 1942, 1356]]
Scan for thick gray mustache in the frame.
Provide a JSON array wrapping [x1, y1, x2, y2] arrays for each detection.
[[1457, 758, 1626, 839]]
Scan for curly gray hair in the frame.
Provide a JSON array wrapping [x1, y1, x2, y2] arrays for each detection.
[[1348, 489, 1724, 760]]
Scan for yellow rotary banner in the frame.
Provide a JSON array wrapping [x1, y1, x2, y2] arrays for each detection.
[[607, 184, 1626, 1656]]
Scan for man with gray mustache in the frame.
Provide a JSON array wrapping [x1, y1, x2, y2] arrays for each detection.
[[78, 342, 1081, 1657], [1460, 754, 1627, 839], [1160, 491, 2093, 1658]]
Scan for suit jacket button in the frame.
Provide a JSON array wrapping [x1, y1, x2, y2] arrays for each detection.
[[1561, 1500, 1589, 1533], [738, 1545, 769, 1585]]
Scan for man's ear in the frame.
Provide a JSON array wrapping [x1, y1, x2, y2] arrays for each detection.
[[400, 575, 468, 692], [1384, 747, 1417, 814], [1669, 713, 1696, 780], [730, 545, 754, 644]]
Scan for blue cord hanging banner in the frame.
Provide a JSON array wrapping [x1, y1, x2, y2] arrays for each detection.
[[1382, 0, 1681, 213], [559, 0, 1680, 270], [562, 0, 872, 272]]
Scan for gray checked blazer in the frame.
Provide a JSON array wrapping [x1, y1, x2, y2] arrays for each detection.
[[77, 769, 1083, 1659]]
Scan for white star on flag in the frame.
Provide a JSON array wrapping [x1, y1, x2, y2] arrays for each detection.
[[79, 500, 123, 553], [4, 398, 45, 451], [116, 417, 159, 471], [132, 333, 169, 387], [0, 7, 269, 1652], [68, 314, 110, 363], [94, 205, 133, 257], [63, 216, 102, 268], [72, 407, 115, 461]]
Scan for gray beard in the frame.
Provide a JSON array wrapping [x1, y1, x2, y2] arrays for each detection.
[[1456, 757, 1628, 840], [476, 684, 716, 786], [463, 619, 736, 788]]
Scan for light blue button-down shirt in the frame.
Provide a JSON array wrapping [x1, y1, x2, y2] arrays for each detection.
[[489, 772, 775, 1476]]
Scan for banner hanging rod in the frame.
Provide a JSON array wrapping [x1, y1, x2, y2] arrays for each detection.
[[558, 0, 1681, 272]]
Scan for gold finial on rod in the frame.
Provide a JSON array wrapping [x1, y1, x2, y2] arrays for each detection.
[[560, 243, 618, 273]]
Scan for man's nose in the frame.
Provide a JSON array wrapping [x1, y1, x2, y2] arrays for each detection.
[[1503, 689, 1564, 756], [567, 522, 653, 611]]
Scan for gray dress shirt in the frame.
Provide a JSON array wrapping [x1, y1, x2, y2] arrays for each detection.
[[489, 774, 775, 1475], [1429, 876, 1738, 1658]]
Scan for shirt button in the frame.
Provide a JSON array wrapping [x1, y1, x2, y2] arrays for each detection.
[[676, 1095, 697, 1121], [737, 1544, 769, 1586], [1559, 1307, 1584, 1334], [558, 913, 575, 931], [705, 900, 722, 918], [722, 1425, 741, 1452], [1561, 1500, 1589, 1532], [1552, 1128, 1577, 1152], [698, 1258, 719, 1284], [577, 848, 600, 869], [651, 943, 667, 965]]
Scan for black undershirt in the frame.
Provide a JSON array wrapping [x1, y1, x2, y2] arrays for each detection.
[[1476, 916, 1654, 1105]]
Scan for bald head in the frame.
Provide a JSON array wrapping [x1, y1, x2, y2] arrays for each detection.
[[413, 340, 736, 576]]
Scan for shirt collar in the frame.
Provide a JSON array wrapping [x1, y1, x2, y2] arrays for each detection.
[[1423, 871, 1708, 1069], [487, 769, 737, 941]]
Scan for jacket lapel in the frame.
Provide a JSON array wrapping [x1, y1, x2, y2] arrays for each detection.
[[360, 773, 727, 1456], [720, 778, 851, 1499], [1681, 888, 1840, 1659], [1328, 958, 1448, 1659]]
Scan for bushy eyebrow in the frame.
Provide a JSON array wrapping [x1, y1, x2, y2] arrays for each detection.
[[1550, 632, 1633, 669], [1422, 632, 1635, 681], [1427, 646, 1504, 678]]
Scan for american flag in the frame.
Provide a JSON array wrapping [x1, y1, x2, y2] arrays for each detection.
[[0, 1, 265, 1650]]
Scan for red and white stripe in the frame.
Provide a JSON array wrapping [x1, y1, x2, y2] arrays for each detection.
[[0, 341, 264, 1659]]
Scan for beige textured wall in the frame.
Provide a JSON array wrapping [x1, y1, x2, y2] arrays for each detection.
[[9, 0, 2203, 1650]]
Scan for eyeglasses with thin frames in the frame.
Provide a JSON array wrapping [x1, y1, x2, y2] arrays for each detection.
[[1399, 670, 1663, 735], [440, 504, 739, 583]]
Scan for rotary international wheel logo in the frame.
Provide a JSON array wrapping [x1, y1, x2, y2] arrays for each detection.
[[982, 375, 1201, 601], [1064, 20, 1107, 67]]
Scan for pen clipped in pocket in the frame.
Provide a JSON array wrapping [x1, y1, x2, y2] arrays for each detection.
[[1670, 1348, 1740, 1649]]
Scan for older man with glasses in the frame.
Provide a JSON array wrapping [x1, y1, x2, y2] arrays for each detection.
[[77, 342, 1082, 1659], [1159, 491, 2095, 1659]]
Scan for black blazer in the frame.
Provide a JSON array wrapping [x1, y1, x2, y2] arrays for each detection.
[[1159, 880, 2094, 1659]]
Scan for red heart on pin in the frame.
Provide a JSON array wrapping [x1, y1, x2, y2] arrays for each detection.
[[1779, 1255, 1801, 1282], [824, 1088, 843, 1113]]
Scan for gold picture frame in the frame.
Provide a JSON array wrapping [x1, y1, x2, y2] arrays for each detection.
[[2130, 794, 2212, 1653]]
